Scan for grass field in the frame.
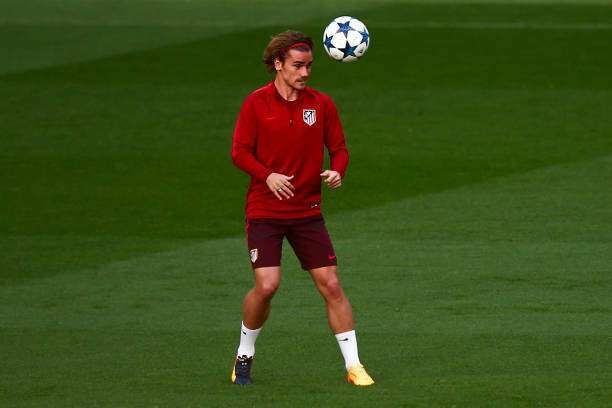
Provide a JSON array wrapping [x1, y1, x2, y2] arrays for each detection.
[[1, 0, 611, 406]]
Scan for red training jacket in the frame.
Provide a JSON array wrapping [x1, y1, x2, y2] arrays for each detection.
[[231, 81, 349, 220]]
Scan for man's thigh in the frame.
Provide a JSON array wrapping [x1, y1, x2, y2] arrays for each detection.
[[286, 216, 337, 270]]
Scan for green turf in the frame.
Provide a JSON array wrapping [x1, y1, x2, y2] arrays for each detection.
[[1, 0, 611, 406]]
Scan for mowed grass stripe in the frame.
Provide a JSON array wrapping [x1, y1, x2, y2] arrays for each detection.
[[2, 4, 612, 248], [2, 83, 611, 239], [1, 154, 610, 406], [0, 0, 379, 75], [369, 21, 612, 29], [1, 327, 609, 406], [3, 155, 609, 326], [8, 19, 612, 30]]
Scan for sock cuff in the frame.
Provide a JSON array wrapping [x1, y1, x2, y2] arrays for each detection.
[[335, 329, 356, 341], [242, 321, 262, 334]]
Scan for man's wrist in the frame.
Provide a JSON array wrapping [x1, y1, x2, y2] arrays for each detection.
[[260, 169, 274, 182], [331, 168, 344, 178]]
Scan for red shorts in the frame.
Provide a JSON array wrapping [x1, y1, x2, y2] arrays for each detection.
[[245, 215, 337, 270]]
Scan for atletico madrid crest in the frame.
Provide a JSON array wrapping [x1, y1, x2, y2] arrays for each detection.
[[303, 109, 316, 126], [250, 248, 258, 263]]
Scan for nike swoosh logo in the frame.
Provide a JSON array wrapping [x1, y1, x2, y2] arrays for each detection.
[[339, 338, 349, 342], [242, 331, 247, 335], [328, 255, 336, 260]]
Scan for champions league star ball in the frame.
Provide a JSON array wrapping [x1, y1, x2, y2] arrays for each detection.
[[323, 16, 370, 62]]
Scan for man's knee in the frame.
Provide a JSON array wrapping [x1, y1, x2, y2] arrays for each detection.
[[253, 266, 281, 300], [321, 276, 344, 302], [256, 280, 280, 300]]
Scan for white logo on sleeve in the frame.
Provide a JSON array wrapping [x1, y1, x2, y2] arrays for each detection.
[[250, 248, 258, 263], [303, 109, 316, 126]]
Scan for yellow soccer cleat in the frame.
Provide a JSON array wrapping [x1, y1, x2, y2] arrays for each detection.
[[346, 364, 375, 386]]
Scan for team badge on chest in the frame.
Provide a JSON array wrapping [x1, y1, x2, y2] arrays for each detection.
[[303, 109, 316, 126]]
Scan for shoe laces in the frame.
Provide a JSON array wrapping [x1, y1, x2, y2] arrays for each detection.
[[236, 355, 253, 377]]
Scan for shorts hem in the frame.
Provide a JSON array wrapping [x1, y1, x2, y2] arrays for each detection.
[[246, 210, 322, 221], [300, 261, 338, 271], [251, 262, 281, 270]]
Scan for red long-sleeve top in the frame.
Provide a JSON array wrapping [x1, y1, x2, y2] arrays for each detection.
[[231, 81, 349, 220]]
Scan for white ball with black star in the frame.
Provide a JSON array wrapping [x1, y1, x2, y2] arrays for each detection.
[[323, 16, 370, 62]]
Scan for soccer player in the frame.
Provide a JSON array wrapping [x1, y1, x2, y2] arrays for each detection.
[[230, 30, 374, 386]]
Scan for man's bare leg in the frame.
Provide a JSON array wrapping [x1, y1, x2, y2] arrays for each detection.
[[309, 265, 374, 385], [232, 266, 281, 384], [308, 265, 354, 333], [242, 266, 281, 329]]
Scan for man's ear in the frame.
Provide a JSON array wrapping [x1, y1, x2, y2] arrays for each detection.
[[274, 57, 282, 72]]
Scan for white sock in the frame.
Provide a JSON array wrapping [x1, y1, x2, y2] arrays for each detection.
[[236, 321, 262, 357], [335, 329, 361, 370]]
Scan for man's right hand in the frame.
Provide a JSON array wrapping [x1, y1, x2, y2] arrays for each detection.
[[266, 173, 295, 200]]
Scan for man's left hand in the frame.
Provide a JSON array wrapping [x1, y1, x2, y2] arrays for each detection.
[[320, 170, 342, 189]]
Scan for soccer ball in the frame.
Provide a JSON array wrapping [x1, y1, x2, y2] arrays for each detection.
[[322, 16, 370, 62]]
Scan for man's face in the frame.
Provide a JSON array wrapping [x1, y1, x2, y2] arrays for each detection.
[[275, 49, 313, 90]]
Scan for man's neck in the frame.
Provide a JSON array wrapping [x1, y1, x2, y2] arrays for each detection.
[[273, 77, 299, 101]]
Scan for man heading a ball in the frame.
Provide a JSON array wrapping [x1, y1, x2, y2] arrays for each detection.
[[230, 30, 374, 386]]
